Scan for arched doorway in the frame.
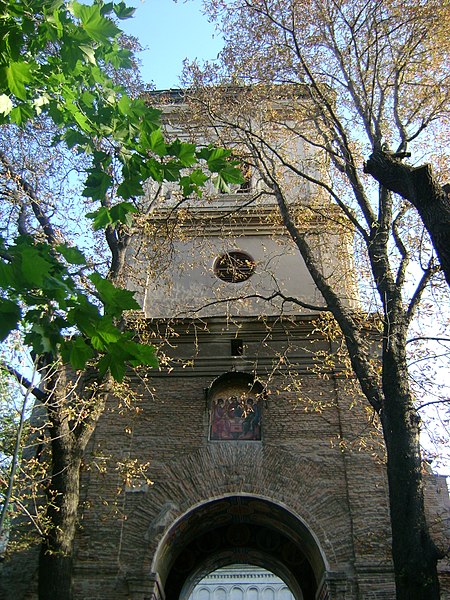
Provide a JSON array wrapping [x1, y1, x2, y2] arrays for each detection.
[[152, 496, 328, 600]]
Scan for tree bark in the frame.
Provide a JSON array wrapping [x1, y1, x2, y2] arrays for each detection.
[[274, 179, 443, 598], [38, 440, 82, 600], [37, 368, 108, 600], [364, 150, 450, 286], [380, 320, 442, 599]]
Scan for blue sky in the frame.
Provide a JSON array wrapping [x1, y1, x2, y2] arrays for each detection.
[[120, 0, 223, 89]]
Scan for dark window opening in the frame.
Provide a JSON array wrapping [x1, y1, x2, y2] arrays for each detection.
[[237, 174, 252, 194], [237, 163, 252, 193], [214, 251, 256, 283], [231, 339, 244, 356]]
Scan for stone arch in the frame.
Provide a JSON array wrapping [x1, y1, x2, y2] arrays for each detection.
[[262, 587, 275, 600], [231, 586, 245, 600], [151, 495, 328, 600], [213, 587, 227, 600], [207, 372, 265, 398], [120, 439, 353, 600], [246, 587, 259, 600], [198, 588, 211, 600]]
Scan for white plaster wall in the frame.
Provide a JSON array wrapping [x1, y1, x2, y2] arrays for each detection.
[[135, 232, 323, 318], [188, 566, 298, 600]]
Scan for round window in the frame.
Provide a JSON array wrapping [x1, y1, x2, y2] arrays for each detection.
[[214, 251, 256, 283]]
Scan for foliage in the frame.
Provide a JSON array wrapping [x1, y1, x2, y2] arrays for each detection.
[[0, 2, 242, 595], [0, 0, 242, 380]]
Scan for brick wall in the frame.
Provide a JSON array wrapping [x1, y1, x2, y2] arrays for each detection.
[[72, 316, 400, 599]]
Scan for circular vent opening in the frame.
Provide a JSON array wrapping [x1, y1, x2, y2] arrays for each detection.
[[214, 251, 256, 283]]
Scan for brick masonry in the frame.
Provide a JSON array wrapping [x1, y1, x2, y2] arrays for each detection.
[[1, 316, 448, 599], [69, 316, 449, 599]]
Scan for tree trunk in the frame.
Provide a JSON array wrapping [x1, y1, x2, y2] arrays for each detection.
[[257, 158, 444, 598], [364, 150, 450, 287], [38, 437, 82, 600], [380, 329, 441, 599], [36, 366, 108, 599]]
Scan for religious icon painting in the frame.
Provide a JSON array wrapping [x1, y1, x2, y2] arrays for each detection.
[[209, 382, 262, 441]]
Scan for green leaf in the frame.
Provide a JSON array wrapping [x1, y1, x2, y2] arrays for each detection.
[[169, 140, 197, 167], [80, 90, 96, 108], [86, 206, 113, 230], [73, 108, 93, 132], [96, 337, 158, 381], [139, 106, 161, 131], [44, 275, 75, 304], [205, 147, 233, 172], [124, 340, 158, 368], [190, 169, 209, 186], [92, 149, 112, 167], [97, 352, 126, 381], [117, 177, 144, 199], [89, 272, 140, 316], [149, 129, 167, 157], [25, 320, 61, 355], [86, 202, 138, 229], [178, 176, 195, 197], [66, 300, 100, 336], [79, 44, 96, 65], [109, 201, 138, 227], [212, 174, 230, 193], [3, 61, 33, 100], [117, 94, 131, 115], [96, 353, 113, 377], [162, 161, 182, 182], [82, 170, 112, 200], [220, 165, 245, 185], [20, 247, 54, 287], [104, 45, 132, 69], [66, 336, 95, 370], [143, 157, 164, 182], [113, 1, 136, 19], [109, 355, 127, 381], [98, 2, 114, 14], [0, 299, 21, 341], [90, 318, 122, 349], [9, 102, 34, 125], [0, 261, 14, 288], [57, 244, 86, 265], [63, 128, 90, 149], [45, 7, 64, 39], [198, 146, 228, 163], [72, 2, 121, 43]]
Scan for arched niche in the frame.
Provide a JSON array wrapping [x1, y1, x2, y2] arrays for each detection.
[[207, 372, 265, 441], [151, 496, 328, 600]]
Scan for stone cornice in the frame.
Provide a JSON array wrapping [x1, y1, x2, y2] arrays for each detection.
[[145, 201, 344, 237]]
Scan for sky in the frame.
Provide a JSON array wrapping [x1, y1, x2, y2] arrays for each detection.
[[120, 0, 223, 89]]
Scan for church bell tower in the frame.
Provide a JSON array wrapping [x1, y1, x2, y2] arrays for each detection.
[[70, 90, 442, 600]]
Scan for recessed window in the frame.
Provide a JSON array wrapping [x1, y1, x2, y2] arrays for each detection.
[[214, 251, 256, 283], [231, 339, 243, 356], [237, 164, 252, 193]]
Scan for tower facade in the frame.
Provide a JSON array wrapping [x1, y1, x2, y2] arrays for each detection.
[[69, 92, 406, 600]]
